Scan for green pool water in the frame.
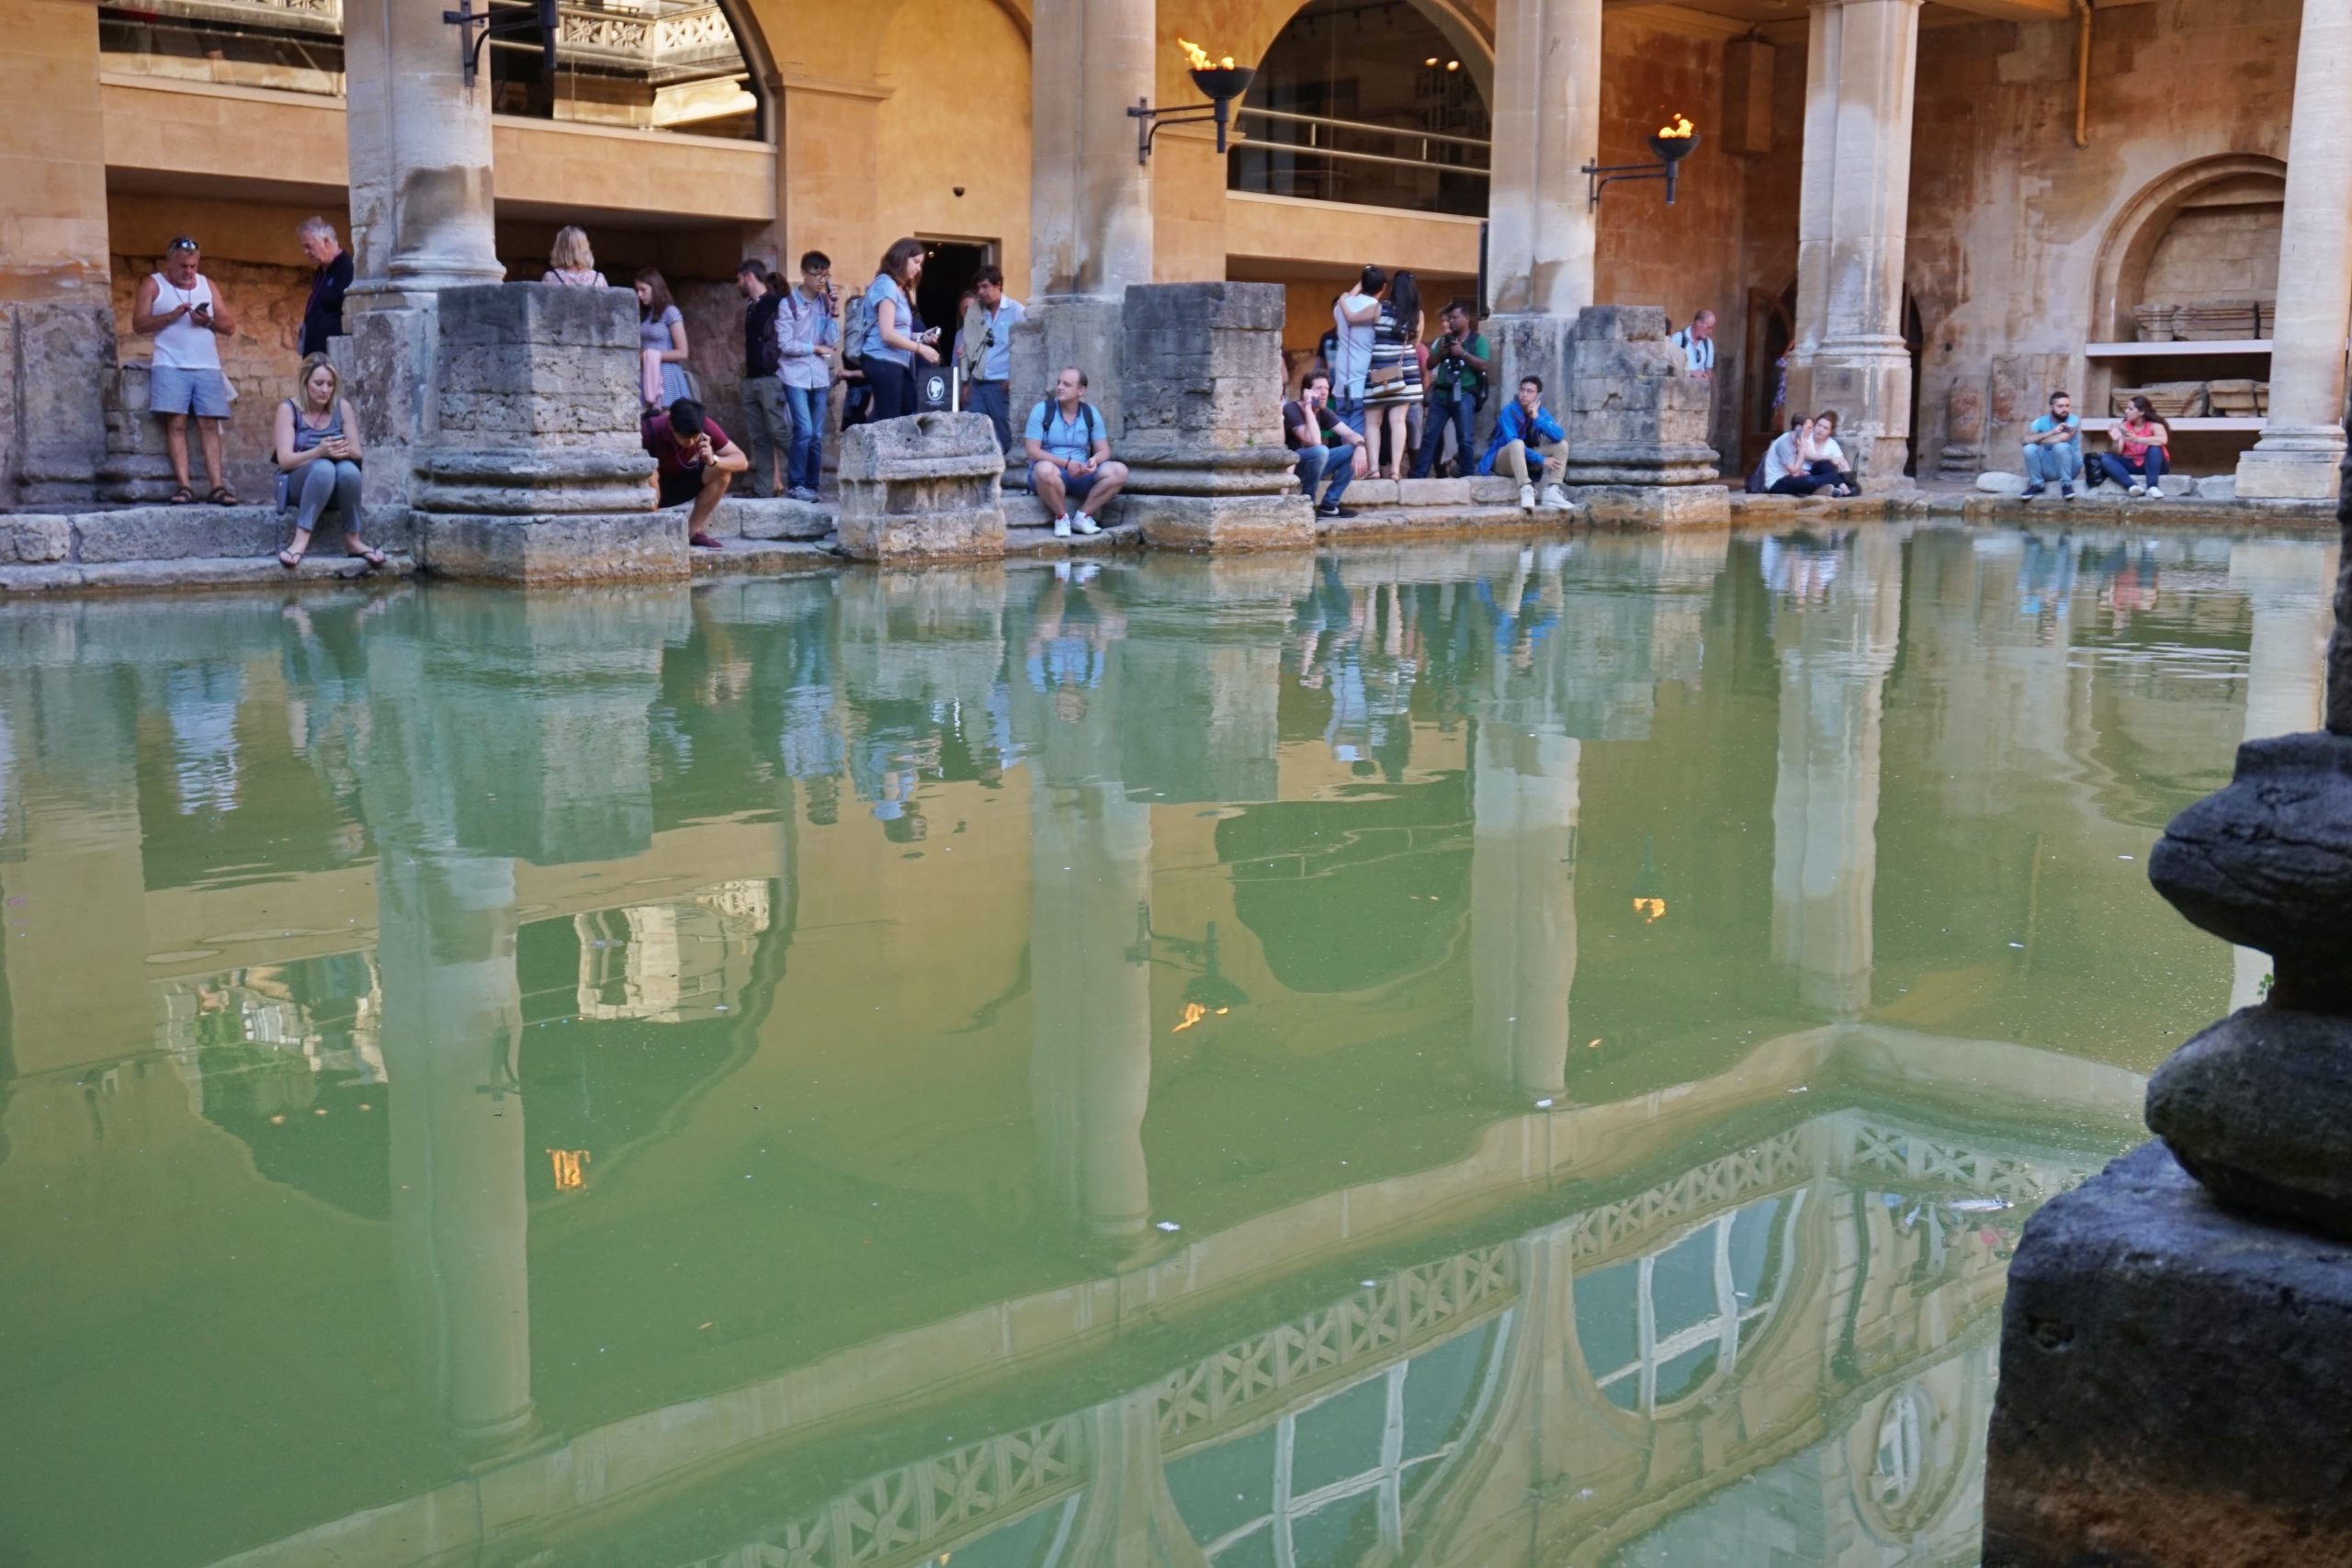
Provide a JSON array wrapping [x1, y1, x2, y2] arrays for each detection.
[[0, 523, 2332, 1568]]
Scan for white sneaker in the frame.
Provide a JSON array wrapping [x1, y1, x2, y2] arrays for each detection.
[[1540, 484, 1571, 511], [2142, 485, 2165, 501], [1053, 514, 1072, 538], [1072, 511, 1102, 536], [2127, 482, 2145, 497], [1518, 483, 1536, 513]]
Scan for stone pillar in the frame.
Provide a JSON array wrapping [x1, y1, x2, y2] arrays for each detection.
[[411, 286, 675, 583], [341, 0, 507, 513], [1017, 0, 1156, 432], [2224, 539, 2336, 1010], [2233, 3, 2352, 501], [1472, 726, 1579, 1099], [1118, 283, 1314, 551], [835, 412, 1008, 563], [2, 1, 112, 505], [1560, 306, 1728, 527], [1485, 0, 1601, 399], [1790, 0, 1923, 487]]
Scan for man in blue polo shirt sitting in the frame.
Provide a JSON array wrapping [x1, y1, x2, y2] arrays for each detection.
[[2022, 389, 2082, 501], [1023, 366, 1130, 539]]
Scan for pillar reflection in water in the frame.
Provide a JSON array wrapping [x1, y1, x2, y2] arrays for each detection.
[[1473, 725, 1579, 1098], [2225, 538, 2339, 1009], [1769, 529, 1903, 1016], [1022, 575, 1155, 1238]]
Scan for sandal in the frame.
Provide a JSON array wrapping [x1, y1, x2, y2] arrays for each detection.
[[345, 544, 387, 570], [277, 548, 305, 570], [207, 485, 238, 506], [168, 486, 195, 505]]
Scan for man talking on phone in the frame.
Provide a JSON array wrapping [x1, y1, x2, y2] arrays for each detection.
[[642, 398, 748, 550]]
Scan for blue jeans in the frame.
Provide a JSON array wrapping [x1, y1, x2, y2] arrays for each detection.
[[966, 380, 1012, 454], [783, 382, 827, 493], [2024, 442, 2082, 489], [2097, 447, 2168, 489], [1413, 389, 1481, 477], [1295, 445, 1353, 509], [1330, 397, 1366, 439]]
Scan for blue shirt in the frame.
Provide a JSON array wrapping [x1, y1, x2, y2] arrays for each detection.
[[1023, 399, 1101, 465], [2029, 413, 2081, 448], [862, 275, 912, 367], [1477, 400, 1566, 475], [978, 298, 1024, 382], [777, 288, 840, 390]]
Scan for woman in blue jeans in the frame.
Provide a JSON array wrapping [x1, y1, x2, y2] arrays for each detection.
[[2096, 396, 2172, 496], [273, 354, 386, 569]]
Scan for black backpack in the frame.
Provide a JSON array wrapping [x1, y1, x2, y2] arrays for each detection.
[[1032, 399, 1102, 447]]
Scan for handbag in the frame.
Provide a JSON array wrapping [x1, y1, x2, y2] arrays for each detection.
[[1367, 365, 1405, 389]]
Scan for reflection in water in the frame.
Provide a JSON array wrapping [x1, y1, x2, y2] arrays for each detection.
[[0, 525, 2332, 1568]]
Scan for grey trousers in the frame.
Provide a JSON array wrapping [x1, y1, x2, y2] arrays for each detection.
[[740, 375, 789, 494], [294, 458, 363, 536]]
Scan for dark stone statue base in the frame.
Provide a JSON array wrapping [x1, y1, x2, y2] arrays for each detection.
[[1984, 1142, 2352, 1567]]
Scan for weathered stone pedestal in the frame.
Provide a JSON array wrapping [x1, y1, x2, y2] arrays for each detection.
[[835, 412, 1007, 564], [1562, 306, 1727, 529], [9, 302, 109, 506], [1984, 446, 2352, 1564], [410, 285, 675, 584], [1117, 282, 1313, 553], [96, 360, 180, 503]]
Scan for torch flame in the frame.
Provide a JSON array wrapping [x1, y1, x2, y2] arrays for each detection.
[[1179, 38, 1237, 70], [1657, 114, 1695, 140], [1633, 897, 1668, 924]]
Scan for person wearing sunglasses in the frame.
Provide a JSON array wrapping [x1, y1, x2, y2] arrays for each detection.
[[131, 237, 239, 505]]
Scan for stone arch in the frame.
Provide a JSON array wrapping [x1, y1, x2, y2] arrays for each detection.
[[2089, 153, 2288, 343], [1237, 0, 1496, 106]]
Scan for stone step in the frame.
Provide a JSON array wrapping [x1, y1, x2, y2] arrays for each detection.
[[6, 504, 412, 565], [0, 552, 414, 595], [706, 495, 835, 541], [690, 539, 839, 577], [1318, 505, 1575, 538]]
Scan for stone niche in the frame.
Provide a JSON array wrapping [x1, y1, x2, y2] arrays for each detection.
[[1559, 306, 1727, 528], [1116, 282, 1315, 553], [835, 412, 1008, 564], [409, 284, 675, 584]]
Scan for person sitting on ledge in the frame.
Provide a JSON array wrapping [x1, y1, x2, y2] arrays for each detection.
[[1024, 367, 1129, 539], [1285, 369, 1365, 519], [273, 353, 385, 570], [2023, 389, 2083, 500], [642, 398, 744, 550], [2095, 395, 2172, 499], [1762, 412, 1859, 497], [1477, 376, 1571, 513]]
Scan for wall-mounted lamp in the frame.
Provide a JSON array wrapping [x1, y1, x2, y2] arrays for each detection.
[[1131, 40, 1256, 164], [1582, 114, 1702, 211], [442, 0, 557, 89]]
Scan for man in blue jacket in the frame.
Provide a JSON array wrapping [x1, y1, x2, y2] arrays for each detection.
[[1478, 376, 1571, 513]]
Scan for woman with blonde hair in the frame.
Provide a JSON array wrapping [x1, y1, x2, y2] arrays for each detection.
[[635, 266, 693, 409], [543, 226, 606, 288], [273, 352, 385, 570]]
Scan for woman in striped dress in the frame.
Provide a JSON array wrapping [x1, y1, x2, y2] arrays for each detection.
[[1366, 270, 1424, 480]]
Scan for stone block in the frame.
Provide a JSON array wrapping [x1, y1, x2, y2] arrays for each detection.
[[1976, 470, 2030, 495], [1984, 1142, 2352, 1568], [420, 513, 689, 584], [2157, 473, 2194, 497], [7, 301, 108, 506], [2197, 473, 2239, 502], [1571, 304, 1669, 343], [835, 412, 1006, 563], [1573, 485, 1730, 530], [1347, 479, 1400, 507], [1469, 478, 1521, 506], [73, 505, 288, 563], [1131, 493, 1316, 553], [1395, 479, 1472, 506], [712, 496, 833, 541], [0, 515, 71, 565]]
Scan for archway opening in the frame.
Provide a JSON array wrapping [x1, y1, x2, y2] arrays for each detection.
[[1230, 0, 1491, 217]]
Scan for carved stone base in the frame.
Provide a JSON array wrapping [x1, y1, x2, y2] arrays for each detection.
[[835, 412, 1007, 563], [1130, 493, 1316, 553], [1572, 484, 1730, 530], [421, 513, 688, 583], [1984, 1142, 2352, 1568]]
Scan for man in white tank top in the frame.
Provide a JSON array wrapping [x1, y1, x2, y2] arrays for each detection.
[[132, 237, 239, 503]]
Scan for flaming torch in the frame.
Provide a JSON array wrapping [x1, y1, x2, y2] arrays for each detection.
[[1584, 114, 1702, 209], [1131, 40, 1256, 162]]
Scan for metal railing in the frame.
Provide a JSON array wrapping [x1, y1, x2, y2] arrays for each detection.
[[1230, 105, 1489, 217], [1239, 106, 1490, 175]]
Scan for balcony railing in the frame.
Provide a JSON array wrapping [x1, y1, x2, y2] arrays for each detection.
[[1229, 106, 1489, 219]]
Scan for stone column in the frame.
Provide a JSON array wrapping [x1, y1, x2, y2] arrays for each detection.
[[1559, 306, 1728, 527], [1471, 726, 1579, 1099], [1789, 0, 1923, 486], [1484, 0, 1602, 398], [1017, 0, 1156, 433], [341, 0, 507, 512], [2, 1, 112, 505], [2233, 3, 2352, 501]]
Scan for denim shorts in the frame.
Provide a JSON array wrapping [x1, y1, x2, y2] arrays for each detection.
[[150, 365, 231, 419]]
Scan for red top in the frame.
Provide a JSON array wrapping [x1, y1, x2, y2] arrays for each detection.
[[2117, 416, 2161, 460], [643, 413, 729, 479]]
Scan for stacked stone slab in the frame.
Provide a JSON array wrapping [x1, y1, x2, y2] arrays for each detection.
[[410, 285, 675, 583], [1116, 282, 1314, 553], [96, 361, 182, 503], [1560, 307, 1728, 529], [1984, 442, 2352, 1564], [835, 412, 1007, 563], [9, 303, 110, 506]]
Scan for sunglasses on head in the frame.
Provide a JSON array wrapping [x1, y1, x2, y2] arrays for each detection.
[[167, 237, 198, 253]]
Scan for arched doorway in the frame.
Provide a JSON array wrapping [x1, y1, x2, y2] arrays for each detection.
[[1229, 0, 1493, 217]]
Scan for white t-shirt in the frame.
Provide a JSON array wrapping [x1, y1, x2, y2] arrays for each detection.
[[1671, 326, 1715, 374], [1762, 429, 1803, 488], [1331, 291, 1377, 400]]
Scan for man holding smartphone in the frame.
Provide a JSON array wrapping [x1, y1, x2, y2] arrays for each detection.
[[132, 237, 238, 504], [959, 265, 1026, 456], [642, 397, 747, 549], [776, 250, 840, 502]]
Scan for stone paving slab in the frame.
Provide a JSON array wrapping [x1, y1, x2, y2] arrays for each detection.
[[0, 553, 415, 595], [689, 540, 838, 578]]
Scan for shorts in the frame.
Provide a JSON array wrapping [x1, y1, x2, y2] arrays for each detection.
[[658, 467, 707, 508], [151, 365, 231, 419]]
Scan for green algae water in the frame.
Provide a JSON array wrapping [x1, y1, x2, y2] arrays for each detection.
[[0, 524, 2331, 1568]]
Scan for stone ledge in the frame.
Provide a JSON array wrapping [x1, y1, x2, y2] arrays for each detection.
[[689, 540, 839, 578], [1984, 1141, 2352, 1568], [707, 495, 835, 541], [0, 553, 414, 595]]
